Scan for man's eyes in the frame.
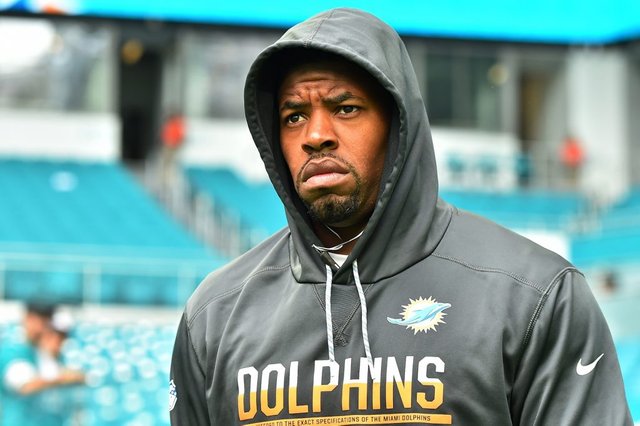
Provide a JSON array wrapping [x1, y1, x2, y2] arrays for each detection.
[[284, 113, 304, 124], [337, 105, 359, 114], [282, 105, 360, 124]]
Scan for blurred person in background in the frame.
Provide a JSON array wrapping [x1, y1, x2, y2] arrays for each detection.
[[599, 270, 619, 296], [171, 8, 632, 425], [560, 134, 584, 188], [160, 109, 186, 197], [1, 302, 55, 424], [37, 311, 85, 385], [1, 304, 85, 426], [21, 301, 54, 347], [34, 311, 86, 426]]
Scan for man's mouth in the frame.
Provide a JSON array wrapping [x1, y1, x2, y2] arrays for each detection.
[[301, 159, 349, 183]]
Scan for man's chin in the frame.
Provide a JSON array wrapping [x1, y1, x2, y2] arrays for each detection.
[[306, 195, 359, 226]]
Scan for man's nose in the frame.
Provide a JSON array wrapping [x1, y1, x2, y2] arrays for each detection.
[[302, 112, 337, 153]]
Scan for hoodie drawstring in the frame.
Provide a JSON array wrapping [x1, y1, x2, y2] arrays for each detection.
[[352, 260, 374, 368], [324, 264, 336, 363], [323, 260, 374, 369]]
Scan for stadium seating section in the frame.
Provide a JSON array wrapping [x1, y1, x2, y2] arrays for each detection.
[[440, 188, 587, 231], [571, 187, 640, 267], [441, 189, 586, 231], [186, 166, 590, 234], [0, 321, 175, 426], [618, 335, 640, 420], [0, 159, 224, 306], [184, 166, 640, 271], [185, 166, 287, 238], [3, 159, 639, 306]]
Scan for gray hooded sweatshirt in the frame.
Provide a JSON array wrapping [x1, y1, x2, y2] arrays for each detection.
[[170, 8, 632, 425]]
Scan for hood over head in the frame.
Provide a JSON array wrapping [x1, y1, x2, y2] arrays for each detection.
[[244, 8, 451, 284]]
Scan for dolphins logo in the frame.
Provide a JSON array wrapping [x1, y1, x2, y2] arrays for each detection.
[[387, 296, 451, 334]]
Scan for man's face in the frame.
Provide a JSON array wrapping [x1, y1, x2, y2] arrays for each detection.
[[23, 312, 48, 344], [278, 60, 390, 229]]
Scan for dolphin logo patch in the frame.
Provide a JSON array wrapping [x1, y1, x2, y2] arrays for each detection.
[[387, 296, 451, 334]]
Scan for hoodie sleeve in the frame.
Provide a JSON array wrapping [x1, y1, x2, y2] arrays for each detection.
[[510, 269, 632, 425], [170, 313, 210, 425]]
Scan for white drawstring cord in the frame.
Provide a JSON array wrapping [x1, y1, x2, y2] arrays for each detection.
[[312, 230, 364, 253], [352, 260, 374, 370], [324, 265, 336, 363], [323, 260, 373, 371]]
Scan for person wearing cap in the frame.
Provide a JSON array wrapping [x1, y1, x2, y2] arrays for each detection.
[[1, 302, 54, 425], [170, 8, 631, 425], [37, 311, 85, 386], [34, 311, 86, 425], [0, 304, 84, 426]]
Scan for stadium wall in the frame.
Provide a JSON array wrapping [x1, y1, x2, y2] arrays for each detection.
[[0, 109, 120, 161]]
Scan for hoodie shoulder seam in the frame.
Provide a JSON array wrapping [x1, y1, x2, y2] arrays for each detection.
[[183, 315, 207, 378], [188, 263, 291, 326], [521, 266, 579, 347], [507, 266, 578, 410], [431, 252, 546, 293]]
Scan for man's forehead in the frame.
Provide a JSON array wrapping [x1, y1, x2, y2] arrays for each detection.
[[285, 57, 363, 76], [278, 58, 383, 100]]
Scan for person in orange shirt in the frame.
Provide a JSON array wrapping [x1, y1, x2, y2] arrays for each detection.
[[162, 113, 186, 150], [560, 135, 584, 187], [160, 111, 186, 196]]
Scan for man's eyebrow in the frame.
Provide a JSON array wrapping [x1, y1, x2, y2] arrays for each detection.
[[279, 91, 363, 112], [323, 91, 359, 105], [279, 100, 308, 112]]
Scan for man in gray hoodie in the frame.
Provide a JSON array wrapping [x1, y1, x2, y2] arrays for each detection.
[[170, 8, 632, 425]]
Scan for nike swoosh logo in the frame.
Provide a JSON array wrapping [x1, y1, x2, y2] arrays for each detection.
[[576, 353, 604, 376]]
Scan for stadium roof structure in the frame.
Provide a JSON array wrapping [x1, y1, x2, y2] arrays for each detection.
[[1, 0, 640, 45]]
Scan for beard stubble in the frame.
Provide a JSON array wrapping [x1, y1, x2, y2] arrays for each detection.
[[295, 153, 363, 225]]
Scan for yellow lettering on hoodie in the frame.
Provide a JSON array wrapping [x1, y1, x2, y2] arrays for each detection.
[[416, 357, 445, 409], [312, 360, 338, 412], [237, 367, 258, 421], [260, 363, 285, 416], [386, 356, 413, 409], [288, 361, 309, 414]]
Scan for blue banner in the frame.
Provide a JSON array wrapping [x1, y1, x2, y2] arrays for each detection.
[[1, 0, 639, 43]]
